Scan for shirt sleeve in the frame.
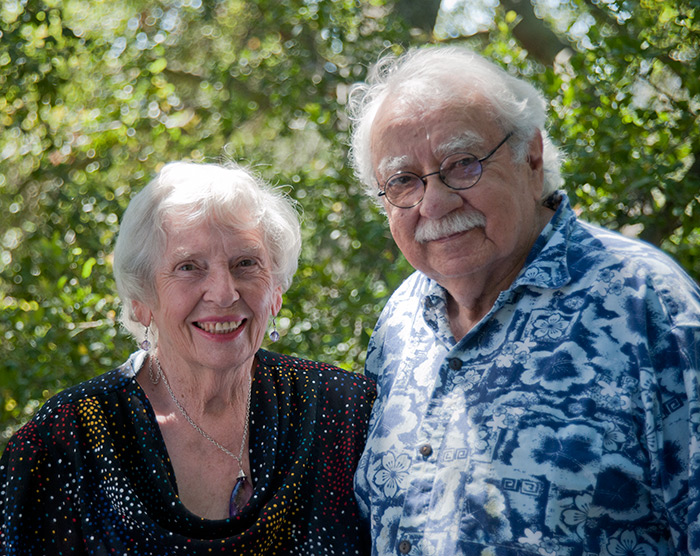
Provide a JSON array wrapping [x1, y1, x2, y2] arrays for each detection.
[[641, 273, 700, 552]]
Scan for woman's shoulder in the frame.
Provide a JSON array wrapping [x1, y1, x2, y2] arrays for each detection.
[[33, 355, 141, 423], [4, 357, 141, 456], [257, 349, 376, 397]]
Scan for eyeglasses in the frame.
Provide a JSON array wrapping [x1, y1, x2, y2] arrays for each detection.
[[377, 132, 514, 208]]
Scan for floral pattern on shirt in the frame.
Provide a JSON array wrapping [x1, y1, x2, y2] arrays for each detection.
[[355, 193, 700, 556]]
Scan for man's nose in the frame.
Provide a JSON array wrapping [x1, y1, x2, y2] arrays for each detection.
[[419, 174, 463, 220]]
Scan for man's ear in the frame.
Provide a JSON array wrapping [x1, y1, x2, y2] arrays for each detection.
[[526, 130, 545, 200], [527, 129, 544, 172]]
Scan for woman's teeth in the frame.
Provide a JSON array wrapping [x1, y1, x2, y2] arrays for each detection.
[[196, 321, 242, 334]]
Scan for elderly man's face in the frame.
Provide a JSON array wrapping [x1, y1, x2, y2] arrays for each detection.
[[136, 219, 282, 374], [370, 96, 546, 297]]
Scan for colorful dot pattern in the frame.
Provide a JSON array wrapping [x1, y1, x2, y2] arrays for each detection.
[[0, 349, 376, 555]]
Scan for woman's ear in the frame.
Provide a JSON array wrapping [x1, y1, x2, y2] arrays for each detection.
[[132, 300, 152, 327], [271, 288, 283, 317]]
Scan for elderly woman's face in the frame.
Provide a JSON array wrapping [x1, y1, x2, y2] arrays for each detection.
[[138, 219, 282, 374]]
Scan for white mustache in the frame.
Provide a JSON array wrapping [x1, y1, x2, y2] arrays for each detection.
[[415, 211, 486, 243]]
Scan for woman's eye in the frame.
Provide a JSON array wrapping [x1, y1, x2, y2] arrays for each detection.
[[238, 259, 256, 268], [177, 263, 196, 271]]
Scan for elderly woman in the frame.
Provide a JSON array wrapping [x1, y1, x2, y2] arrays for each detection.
[[0, 161, 375, 554]]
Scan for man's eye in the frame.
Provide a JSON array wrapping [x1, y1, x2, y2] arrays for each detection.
[[387, 173, 418, 189], [453, 156, 477, 168], [445, 155, 479, 174]]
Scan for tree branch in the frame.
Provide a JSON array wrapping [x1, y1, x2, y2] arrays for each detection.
[[395, 0, 441, 34], [500, 0, 569, 66]]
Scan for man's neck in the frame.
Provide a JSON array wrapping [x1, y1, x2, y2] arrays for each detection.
[[444, 273, 514, 340], [443, 203, 555, 340]]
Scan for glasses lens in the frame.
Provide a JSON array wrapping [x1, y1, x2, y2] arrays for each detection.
[[385, 173, 424, 207], [441, 154, 481, 189]]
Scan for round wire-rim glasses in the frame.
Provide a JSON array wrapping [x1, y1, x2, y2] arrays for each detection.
[[377, 132, 514, 209]]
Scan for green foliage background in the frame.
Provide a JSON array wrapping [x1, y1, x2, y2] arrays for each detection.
[[1, 0, 698, 447]]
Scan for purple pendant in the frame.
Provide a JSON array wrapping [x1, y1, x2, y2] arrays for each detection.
[[229, 474, 254, 517]]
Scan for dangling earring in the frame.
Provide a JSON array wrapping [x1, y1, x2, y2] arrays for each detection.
[[269, 317, 279, 342], [140, 325, 151, 351]]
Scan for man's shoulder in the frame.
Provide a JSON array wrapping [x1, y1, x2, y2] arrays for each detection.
[[571, 220, 697, 284], [542, 193, 684, 274], [574, 219, 665, 256], [553, 217, 700, 328]]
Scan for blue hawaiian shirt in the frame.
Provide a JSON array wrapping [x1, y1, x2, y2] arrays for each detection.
[[354, 193, 700, 556]]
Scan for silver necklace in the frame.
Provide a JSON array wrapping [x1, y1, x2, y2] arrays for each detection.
[[149, 355, 253, 480]]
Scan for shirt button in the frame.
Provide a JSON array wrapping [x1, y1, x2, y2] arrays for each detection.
[[419, 443, 433, 457], [398, 540, 412, 554], [449, 358, 462, 370]]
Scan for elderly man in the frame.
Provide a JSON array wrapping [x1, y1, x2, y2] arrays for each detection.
[[349, 45, 700, 555]]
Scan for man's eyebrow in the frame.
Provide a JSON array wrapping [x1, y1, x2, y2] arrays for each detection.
[[376, 155, 409, 179], [435, 132, 484, 158], [375, 131, 485, 180]]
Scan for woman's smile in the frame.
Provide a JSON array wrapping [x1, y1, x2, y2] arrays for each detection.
[[194, 320, 245, 334]]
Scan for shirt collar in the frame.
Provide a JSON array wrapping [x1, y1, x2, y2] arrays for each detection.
[[120, 349, 149, 379], [513, 191, 573, 290], [422, 280, 456, 348]]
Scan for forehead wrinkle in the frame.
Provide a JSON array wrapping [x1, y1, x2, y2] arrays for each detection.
[[165, 243, 207, 263], [165, 227, 264, 262]]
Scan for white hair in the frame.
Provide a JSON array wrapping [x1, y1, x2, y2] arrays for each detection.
[[348, 46, 563, 203], [113, 161, 301, 344]]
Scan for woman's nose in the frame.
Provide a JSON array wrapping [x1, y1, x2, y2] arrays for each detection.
[[204, 268, 240, 306]]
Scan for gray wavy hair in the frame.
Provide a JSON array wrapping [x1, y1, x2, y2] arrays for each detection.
[[113, 161, 301, 346], [348, 46, 563, 202]]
